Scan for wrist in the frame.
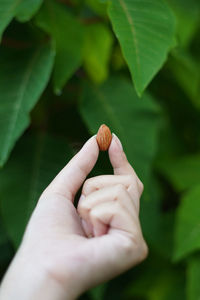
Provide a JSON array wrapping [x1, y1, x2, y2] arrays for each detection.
[[0, 244, 75, 300]]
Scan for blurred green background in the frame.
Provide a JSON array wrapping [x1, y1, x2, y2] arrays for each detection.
[[0, 0, 200, 299]]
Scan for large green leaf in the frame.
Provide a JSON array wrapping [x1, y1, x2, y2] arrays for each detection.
[[79, 76, 161, 183], [158, 154, 200, 192], [0, 0, 43, 40], [85, 0, 108, 16], [89, 284, 107, 300], [16, 0, 43, 22], [174, 185, 200, 261], [83, 23, 113, 84], [0, 218, 13, 266], [167, 0, 200, 48], [0, 218, 8, 246], [148, 268, 186, 300], [0, 0, 19, 39], [168, 50, 200, 108], [0, 134, 73, 248], [108, 0, 176, 96], [141, 177, 175, 260], [126, 255, 186, 300], [0, 42, 54, 167], [35, 0, 84, 94], [187, 254, 200, 300]]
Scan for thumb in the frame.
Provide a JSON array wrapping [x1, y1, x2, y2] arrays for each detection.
[[45, 135, 99, 201], [26, 136, 99, 237]]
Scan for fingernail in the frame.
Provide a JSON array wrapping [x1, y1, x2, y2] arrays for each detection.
[[112, 133, 123, 151], [81, 219, 93, 238]]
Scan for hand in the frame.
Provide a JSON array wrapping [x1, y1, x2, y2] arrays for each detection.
[[0, 134, 148, 300]]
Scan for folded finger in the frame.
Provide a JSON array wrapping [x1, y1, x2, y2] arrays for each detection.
[[78, 185, 136, 222], [89, 200, 141, 238], [82, 175, 141, 213]]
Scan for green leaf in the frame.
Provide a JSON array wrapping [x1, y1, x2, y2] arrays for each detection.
[[0, 42, 55, 167], [126, 255, 186, 300], [155, 118, 185, 163], [141, 177, 175, 260], [158, 154, 200, 192], [0, 218, 8, 246], [174, 185, 200, 261], [167, 0, 200, 48], [0, 134, 73, 248], [16, 0, 43, 22], [79, 76, 161, 183], [0, 0, 43, 40], [89, 284, 107, 300], [0, 218, 13, 265], [187, 254, 200, 300], [148, 268, 186, 300], [111, 44, 127, 70], [85, 0, 108, 16], [168, 50, 200, 108], [35, 0, 84, 94], [0, 0, 19, 39], [83, 23, 113, 84], [108, 0, 176, 96]]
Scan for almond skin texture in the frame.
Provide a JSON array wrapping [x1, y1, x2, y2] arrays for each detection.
[[96, 124, 112, 151]]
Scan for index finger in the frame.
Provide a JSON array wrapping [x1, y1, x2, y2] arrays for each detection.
[[108, 134, 138, 177]]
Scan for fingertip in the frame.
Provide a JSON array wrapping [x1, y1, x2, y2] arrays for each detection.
[[112, 133, 123, 151], [109, 134, 135, 176], [74, 135, 99, 173], [49, 135, 100, 200], [81, 135, 99, 158], [108, 133, 124, 157], [108, 134, 127, 172]]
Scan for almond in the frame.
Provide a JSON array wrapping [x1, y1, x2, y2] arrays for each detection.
[[96, 124, 112, 151]]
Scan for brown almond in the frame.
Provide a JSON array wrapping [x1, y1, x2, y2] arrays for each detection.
[[96, 124, 112, 151]]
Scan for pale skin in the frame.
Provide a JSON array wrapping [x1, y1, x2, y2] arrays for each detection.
[[0, 134, 148, 300]]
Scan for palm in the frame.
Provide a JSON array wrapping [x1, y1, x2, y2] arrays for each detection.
[[26, 193, 94, 293]]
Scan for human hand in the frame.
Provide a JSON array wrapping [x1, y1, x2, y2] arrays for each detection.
[[0, 133, 148, 300]]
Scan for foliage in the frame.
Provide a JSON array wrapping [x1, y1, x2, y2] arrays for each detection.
[[0, 0, 200, 299]]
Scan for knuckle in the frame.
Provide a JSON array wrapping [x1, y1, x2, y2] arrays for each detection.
[[120, 232, 140, 255], [122, 234, 148, 262], [121, 236, 136, 255], [137, 179, 144, 194], [82, 178, 94, 195], [115, 183, 126, 194], [78, 201, 90, 214], [143, 241, 149, 259], [127, 174, 135, 184], [138, 240, 149, 262], [127, 174, 144, 195], [83, 177, 101, 195], [90, 208, 99, 220], [112, 201, 121, 212]]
